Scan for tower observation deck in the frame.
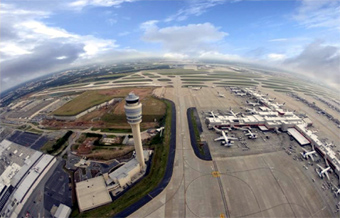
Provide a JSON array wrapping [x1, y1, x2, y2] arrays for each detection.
[[125, 92, 142, 124], [124, 92, 145, 169]]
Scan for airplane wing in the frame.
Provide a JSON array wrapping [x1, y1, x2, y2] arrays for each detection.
[[325, 171, 330, 180], [310, 155, 314, 161], [301, 148, 308, 153], [213, 126, 222, 133], [214, 136, 224, 141], [317, 164, 325, 171]]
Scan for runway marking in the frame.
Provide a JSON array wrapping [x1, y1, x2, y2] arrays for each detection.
[[212, 171, 220, 177], [220, 214, 225, 218]]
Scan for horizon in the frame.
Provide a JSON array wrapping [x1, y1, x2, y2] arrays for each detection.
[[1, 0, 339, 91]]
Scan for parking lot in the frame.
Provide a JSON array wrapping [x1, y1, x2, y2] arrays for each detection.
[[7, 130, 48, 150], [44, 161, 72, 211]]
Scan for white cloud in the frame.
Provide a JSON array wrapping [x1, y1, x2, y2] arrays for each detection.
[[141, 22, 228, 55], [163, 53, 189, 59], [17, 21, 77, 38], [165, 0, 226, 22], [68, 0, 137, 10], [294, 0, 340, 31], [267, 53, 286, 61], [0, 3, 120, 91], [284, 40, 340, 86], [0, 43, 32, 56], [198, 51, 242, 61], [56, 56, 68, 60], [269, 38, 288, 42]]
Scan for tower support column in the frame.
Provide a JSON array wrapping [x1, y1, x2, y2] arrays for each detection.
[[130, 123, 145, 169]]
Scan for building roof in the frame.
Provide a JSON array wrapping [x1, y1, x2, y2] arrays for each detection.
[[109, 158, 139, 181], [125, 92, 139, 103], [54, 204, 71, 218], [287, 128, 310, 146], [13, 154, 54, 202], [76, 176, 112, 212]]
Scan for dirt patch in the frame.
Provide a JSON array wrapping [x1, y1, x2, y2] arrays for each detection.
[[85, 146, 135, 160]]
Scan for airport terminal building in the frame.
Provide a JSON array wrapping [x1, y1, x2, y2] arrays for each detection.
[[0, 140, 56, 218], [206, 87, 340, 185]]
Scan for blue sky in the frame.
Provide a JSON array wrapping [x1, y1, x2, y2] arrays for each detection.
[[1, 0, 339, 91]]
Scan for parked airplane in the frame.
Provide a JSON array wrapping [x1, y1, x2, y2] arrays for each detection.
[[300, 147, 316, 161], [268, 97, 276, 102], [245, 129, 257, 139], [246, 100, 260, 107], [235, 92, 246, 97], [245, 107, 258, 114], [191, 87, 202, 91], [316, 159, 331, 180], [335, 189, 340, 197], [217, 92, 225, 98], [276, 102, 286, 107], [205, 111, 217, 119], [227, 109, 242, 117], [156, 127, 165, 136], [214, 131, 238, 146]]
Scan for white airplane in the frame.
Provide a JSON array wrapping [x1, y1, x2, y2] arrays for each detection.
[[156, 127, 164, 132], [227, 109, 242, 117], [192, 87, 202, 91], [316, 159, 331, 180], [300, 147, 316, 161], [245, 107, 258, 114], [217, 92, 225, 98], [276, 102, 286, 107], [334, 188, 340, 197], [245, 129, 257, 139], [332, 183, 340, 197], [214, 131, 238, 146], [206, 111, 217, 119], [246, 100, 260, 107], [156, 127, 165, 136], [268, 97, 276, 102], [213, 126, 231, 132], [236, 92, 246, 97]]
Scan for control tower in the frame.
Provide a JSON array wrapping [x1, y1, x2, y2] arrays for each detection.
[[124, 92, 145, 169]]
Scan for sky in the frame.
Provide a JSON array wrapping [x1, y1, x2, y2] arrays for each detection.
[[1, 0, 339, 91]]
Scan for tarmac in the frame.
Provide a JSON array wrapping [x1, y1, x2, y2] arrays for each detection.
[[129, 76, 333, 218]]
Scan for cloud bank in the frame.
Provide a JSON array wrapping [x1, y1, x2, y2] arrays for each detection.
[[284, 40, 340, 87], [141, 21, 228, 55]]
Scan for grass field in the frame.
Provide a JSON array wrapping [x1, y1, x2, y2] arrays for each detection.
[[112, 79, 152, 83], [144, 69, 206, 76], [53, 87, 158, 117], [53, 91, 114, 116], [101, 95, 166, 123], [157, 78, 171, 82], [73, 99, 173, 217]]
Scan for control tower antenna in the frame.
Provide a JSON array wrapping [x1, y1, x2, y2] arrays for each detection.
[[124, 92, 145, 169]]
